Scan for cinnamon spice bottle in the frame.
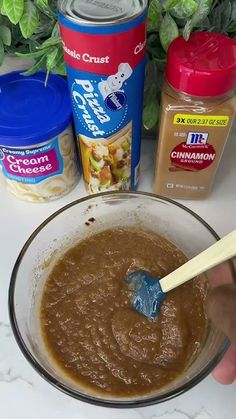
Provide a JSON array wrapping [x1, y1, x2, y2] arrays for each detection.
[[154, 32, 236, 199]]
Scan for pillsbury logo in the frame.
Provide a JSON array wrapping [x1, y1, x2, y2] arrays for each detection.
[[105, 92, 126, 111]]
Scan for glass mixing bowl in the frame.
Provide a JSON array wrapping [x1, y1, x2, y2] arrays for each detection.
[[8, 192, 235, 407]]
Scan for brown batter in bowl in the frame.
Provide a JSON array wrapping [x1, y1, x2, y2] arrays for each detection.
[[9, 192, 233, 407], [40, 228, 208, 397]]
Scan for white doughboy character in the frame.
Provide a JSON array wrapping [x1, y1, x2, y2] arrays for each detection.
[[98, 63, 133, 99]]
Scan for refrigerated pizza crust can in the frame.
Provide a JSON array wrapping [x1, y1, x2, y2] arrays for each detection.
[[58, 0, 148, 194]]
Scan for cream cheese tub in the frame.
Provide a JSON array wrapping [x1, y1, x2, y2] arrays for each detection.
[[0, 71, 80, 202]]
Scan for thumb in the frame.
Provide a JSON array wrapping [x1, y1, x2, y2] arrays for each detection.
[[206, 284, 236, 345]]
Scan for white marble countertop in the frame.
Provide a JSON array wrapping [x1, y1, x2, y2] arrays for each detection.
[[1, 129, 236, 419]]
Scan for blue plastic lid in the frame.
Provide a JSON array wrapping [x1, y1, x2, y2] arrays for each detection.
[[0, 71, 73, 147]]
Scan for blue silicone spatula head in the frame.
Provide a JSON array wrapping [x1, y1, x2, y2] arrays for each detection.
[[126, 271, 166, 320]]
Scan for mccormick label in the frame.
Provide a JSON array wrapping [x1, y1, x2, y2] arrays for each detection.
[[0, 138, 63, 184], [169, 115, 228, 172], [154, 103, 234, 199], [169, 126, 217, 174], [58, 9, 147, 194]]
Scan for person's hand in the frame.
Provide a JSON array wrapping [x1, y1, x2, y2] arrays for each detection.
[[206, 284, 236, 384]]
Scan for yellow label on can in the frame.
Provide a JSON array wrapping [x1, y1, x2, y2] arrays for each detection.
[[173, 114, 229, 127]]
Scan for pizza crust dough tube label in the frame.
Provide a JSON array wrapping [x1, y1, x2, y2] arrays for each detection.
[[58, 3, 147, 195]]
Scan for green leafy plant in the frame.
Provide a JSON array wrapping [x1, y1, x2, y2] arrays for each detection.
[[0, 0, 65, 77], [0, 0, 236, 130]]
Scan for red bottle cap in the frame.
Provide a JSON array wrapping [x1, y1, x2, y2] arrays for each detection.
[[166, 32, 236, 97]]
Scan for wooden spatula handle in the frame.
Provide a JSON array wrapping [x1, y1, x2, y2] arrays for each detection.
[[160, 230, 236, 293]]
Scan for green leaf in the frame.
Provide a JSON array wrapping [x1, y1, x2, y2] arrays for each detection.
[[51, 22, 60, 38], [30, 18, 53, 41], [46, 47, 63, 71], [15, 48, 45, 58], [19, 0, 39, 39], [0, 24, 11, 46], [147, 0, 162, 32], [21, 55, 46, 75], [159, 13, 179, 52], [169, 0, 198, 20], [210, 0, 232, 33], [35, 0, 56, 19], [183, 0, 213, 40], [0, 0, 3, 9], [143, 79, 160, 130], [211, 5, 223, 30], [231, 1, 236, 21], [0, 38, 4, 65], [37, 36, 61, 49], [147, 20, 159, 32], [3, 0, 24, 24], [29, 38, 40, 52], [148, 0, 162, 23], [221, 0, 232, 28], [143, 98, 160, 129], [1, 2, 7, 16], [53, 61, 67, 76], [164, 0, 180, 11], [196, 16, 210, 31], [34, 13, 54, 34], [227, 22, 236, 32], [36, 0, 48, 9], [143, 103, 159, 129], [183, 20, 193, 39]]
